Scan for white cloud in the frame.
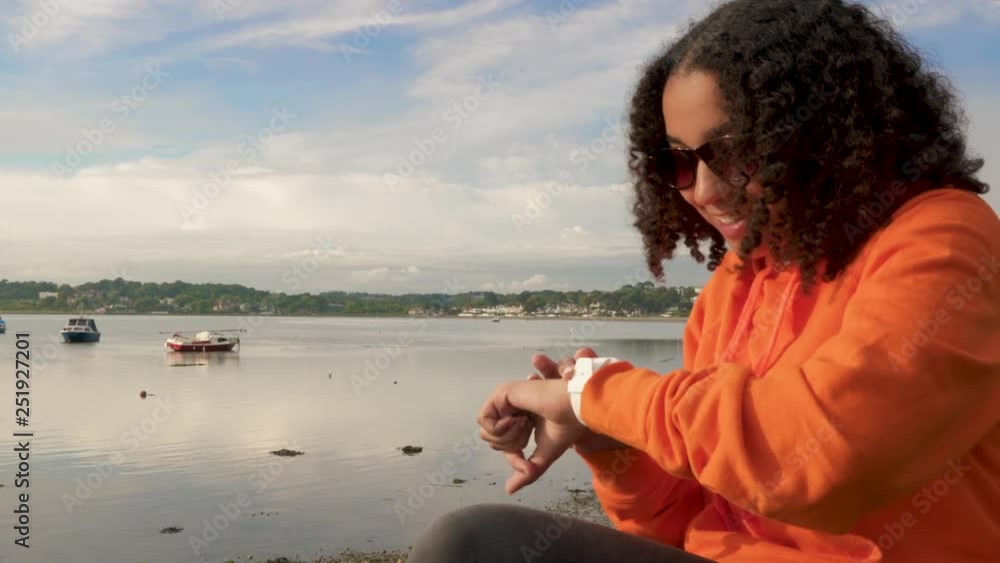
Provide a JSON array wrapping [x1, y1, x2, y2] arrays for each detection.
[[0, 0, 996, 294], [195, 0, 525, 53], [561, 225, 590, 238], [482, 274, 560, 292], [871, 0, 999, 28]]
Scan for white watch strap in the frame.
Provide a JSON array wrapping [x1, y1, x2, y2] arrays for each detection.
[[568, 357, 619, 425]]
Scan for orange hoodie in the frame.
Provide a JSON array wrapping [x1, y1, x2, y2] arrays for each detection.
[[575, 188, 1000, 562]]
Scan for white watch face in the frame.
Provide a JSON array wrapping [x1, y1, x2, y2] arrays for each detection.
[[570, 357, 618, 392]]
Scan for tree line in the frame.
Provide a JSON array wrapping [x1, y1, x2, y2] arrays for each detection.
[[0, 278, 699, 317]]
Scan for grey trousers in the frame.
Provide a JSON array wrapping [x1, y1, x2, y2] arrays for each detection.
[[407, 504, 715, 563]]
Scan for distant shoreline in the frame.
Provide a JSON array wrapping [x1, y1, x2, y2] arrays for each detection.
[[1, 311, 690, 323]]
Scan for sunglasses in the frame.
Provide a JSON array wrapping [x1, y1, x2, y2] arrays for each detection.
[[646, 135, 754, 190]]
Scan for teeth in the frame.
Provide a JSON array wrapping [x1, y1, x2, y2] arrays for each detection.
[[716, 214, 741, 225]]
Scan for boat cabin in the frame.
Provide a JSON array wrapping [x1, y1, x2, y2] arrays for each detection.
[[66, 318, 99, 332]]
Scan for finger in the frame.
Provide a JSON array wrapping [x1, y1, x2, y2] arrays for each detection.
[[527, 373, 542, 381], [531, 354, 561, 380], [478, 401, 519, 435], [476, 396, 500, 432], [481, 428, 519, 447], [557, 357, 575, 380], [492, 415, 519, 435], [555, 348, 599, 380], [491, 431, 531, 452], [480, 419, 530, 448], [525, 436, 572, 477], [504, 450, 531, 474], [507, 438, 574, 495], [506, 464, 544, 495]]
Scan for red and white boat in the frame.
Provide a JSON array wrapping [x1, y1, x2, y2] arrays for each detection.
[[164, 330, 243, 352]]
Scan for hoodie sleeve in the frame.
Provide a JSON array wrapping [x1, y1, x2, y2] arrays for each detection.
[[576, 444, 705, 545], [572, 286, 713, 544], [578, 191, 1000, 534]]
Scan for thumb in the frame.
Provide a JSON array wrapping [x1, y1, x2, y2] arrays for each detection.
[[506, 463, 544, 495], [506, 433, 572, 495]]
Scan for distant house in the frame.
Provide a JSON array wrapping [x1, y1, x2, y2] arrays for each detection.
[[38, 291, 59, 299]]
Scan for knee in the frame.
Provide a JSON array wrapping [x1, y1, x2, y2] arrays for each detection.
[[412, 504, 514, 561], [427, 503, 512, 541]]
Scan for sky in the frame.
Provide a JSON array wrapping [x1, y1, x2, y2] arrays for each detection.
[[1, 0, 998, 294]]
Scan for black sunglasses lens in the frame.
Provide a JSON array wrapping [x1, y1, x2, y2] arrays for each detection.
[[700, 139, 749, 187], [652, 150, 695, 189], [674, 151, 696, 189]]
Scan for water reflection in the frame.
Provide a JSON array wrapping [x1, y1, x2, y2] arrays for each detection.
[[163, 350, 242, 368], [0, 314, 688, 563]]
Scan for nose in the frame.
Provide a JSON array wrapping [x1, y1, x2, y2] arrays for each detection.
[[691, 160, 723, 207]]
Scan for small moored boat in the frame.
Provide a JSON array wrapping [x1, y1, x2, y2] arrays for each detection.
[[61, 316, 101, 343], [164, 330, 244, 352]]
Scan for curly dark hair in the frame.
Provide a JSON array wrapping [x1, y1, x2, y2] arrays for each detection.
[[628, 0, 989, 290]]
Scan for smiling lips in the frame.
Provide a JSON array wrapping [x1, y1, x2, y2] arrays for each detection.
[[707, 211, 748, 241], [711, 212, 742, 225]]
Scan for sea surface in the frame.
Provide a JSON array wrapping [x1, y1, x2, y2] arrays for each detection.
[[0, 314, 685, 563]]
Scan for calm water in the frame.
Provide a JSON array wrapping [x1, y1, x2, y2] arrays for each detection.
[[0, 314, 684, 563]]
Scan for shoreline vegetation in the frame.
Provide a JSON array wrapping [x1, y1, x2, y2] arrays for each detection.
[[0, 278, 698, 320]]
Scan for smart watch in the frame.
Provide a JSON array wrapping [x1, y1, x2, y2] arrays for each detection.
[[567, 357, 620, 425]]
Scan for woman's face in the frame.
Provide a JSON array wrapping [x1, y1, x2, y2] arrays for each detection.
[[661, 69, 763, 248]]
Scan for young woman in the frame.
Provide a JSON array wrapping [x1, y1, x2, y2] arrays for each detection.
[[408, 1, 999, 561]]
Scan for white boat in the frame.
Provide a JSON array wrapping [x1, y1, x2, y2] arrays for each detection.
[[164, 329, 244, 352]]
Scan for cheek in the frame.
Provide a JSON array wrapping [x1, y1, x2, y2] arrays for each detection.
[[678, 190, 714, 222]]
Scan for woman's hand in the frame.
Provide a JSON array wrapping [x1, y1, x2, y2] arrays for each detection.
[[531, 348, 630, 452], [478, 348, 597, 458], [478, 377, 587, 494]]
